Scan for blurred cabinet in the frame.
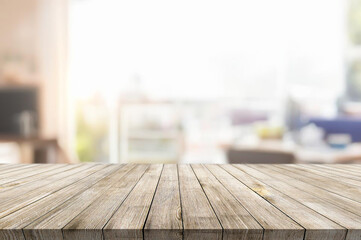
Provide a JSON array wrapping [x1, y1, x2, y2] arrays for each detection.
[[0, 85, 69, 163]]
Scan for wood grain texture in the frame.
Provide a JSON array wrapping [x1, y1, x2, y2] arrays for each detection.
[[229, 164, 348, 240], [281, 164, 361, 187], [0, 164, 63, 185], [103, 164, 163, 240], [0, 164, 118, 240], [63, 164, 149, 240], [0, 164, 98, 221], [303, 164, 361, 181], [273, 164, 361, 203], [236, 165, 361, 240], [178, 164, 222, 240], [206, 164, 305, 240], [144, 164, 182, 240], [192, 164, 263, 240], [0, 164, 73, 193], [259, 164, 361, 217], [321, 164, 361, 174], [0, 164, 35, 174], [0, 164, 44, 182], [0, 164, 360, 240], [23, 164, 132, 240]]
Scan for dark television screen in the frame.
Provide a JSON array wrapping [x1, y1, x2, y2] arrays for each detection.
[[0, 86, 38, 135]]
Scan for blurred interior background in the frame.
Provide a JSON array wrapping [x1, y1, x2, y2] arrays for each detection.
[[1, 0, 361, 164]]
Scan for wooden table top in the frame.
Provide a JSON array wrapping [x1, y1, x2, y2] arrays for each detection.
[[0, 164, 360, 240]]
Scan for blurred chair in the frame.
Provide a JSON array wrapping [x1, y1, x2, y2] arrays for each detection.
[[226, 148, 295, 164]]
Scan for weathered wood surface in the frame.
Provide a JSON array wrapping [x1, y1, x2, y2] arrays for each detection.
[[0, 163, 360, 240]]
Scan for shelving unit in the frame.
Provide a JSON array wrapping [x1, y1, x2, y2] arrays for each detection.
[[119, 102, 183, 163]]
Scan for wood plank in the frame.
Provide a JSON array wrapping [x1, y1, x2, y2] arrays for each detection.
[[192, 164, 263, 240], [321, 164, 361, 174], [0, 164, 103, 219], [144, 164, 182, 240], [0, 164, 120, 240], [0, 164, 29, 174], [0, 163, 360, 240], [0, 164, 42, 179], [283, 164, 361, 187], [0, 164, 97, 218], [206, 165, 312, 240], [253, 164, 361, 218], [0, 164, 63, 185], [323, 164, 361, 174], [0, 164, 83, 197], [221, 165, 345, 240], [62, 164, 149, 240], [235, 165, 361, 240], [301, 164, 361, 182], [103, 164, 163, 240], [0, 164, 72, 193], [273, 164, 361, 203], [0, 164, 34, 174], [177, 164, 222, 240], [23, 164, 140, 240]]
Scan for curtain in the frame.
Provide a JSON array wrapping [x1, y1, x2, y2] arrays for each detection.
[[36, 0, 75, 162]]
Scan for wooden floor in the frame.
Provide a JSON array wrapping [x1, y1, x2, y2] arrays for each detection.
[[0, 164, 360, 240]]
